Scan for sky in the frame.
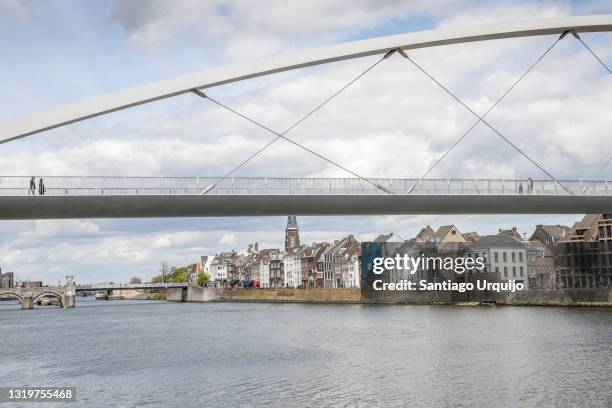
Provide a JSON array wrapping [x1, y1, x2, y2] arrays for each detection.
[[0, 0, 611, 284]]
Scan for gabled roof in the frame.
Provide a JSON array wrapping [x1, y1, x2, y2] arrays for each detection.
[[560, 214, 603, 242], [416, 225, 435, 241], [374, 233, 403, 243], [462, 231, 480, 242], [435, 225, 465, 242], [497, 227, 522, 240], [540, 225, 569, 240], [467, 234, 526, 250]]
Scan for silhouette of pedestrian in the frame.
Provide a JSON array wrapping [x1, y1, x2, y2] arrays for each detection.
[[38, 178, 45, 196], [527, 177, 533, 194], [518, 183, 524, 195], [29, 176, 36, 196]]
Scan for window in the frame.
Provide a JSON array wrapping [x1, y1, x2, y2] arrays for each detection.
[[504, 267, 508, 277], [503, 252, 507, 262], [512, 266, 516, 277], [494, 252, 499, 262], [495, 267, 499, 273], [519, 252, 524, 262], [520, 266, 524, 276], [512, 252, 516, 262]]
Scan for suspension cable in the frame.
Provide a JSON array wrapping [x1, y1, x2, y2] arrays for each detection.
[[407, 36, 563, 191], [593, 156, 612, 179], [395, 46, 570, 194], [568, 30, 612, 74], [193, 55, 393, 195]]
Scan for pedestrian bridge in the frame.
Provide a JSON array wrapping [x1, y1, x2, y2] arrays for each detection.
[[0, 15, 611, 218], [0, 176, 610, 218]]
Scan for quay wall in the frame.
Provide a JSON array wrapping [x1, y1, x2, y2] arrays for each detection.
[[167, 285, 612, 306], [219, 288, 361, 303], [361, 287, 612, 306]]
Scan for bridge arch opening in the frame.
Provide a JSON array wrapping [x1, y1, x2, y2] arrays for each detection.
[[0, 292, 24, 308], [32, 292, 64, 308]]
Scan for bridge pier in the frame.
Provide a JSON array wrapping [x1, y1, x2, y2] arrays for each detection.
[[64, 294, 75, 308], [21, 296, 33, 309]]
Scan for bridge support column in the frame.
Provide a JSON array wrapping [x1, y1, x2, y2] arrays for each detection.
[[21, 296, 33, 309], [64, 294, 75, 308], [64, 275, 76, 308]]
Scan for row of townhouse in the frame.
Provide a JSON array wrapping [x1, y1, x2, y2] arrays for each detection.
[[190, 238, 361, 289], [377, 219, 612, 291], [377, 224, 540, 289], [186, 214, 612, 291], [187, 217, 362, 289]]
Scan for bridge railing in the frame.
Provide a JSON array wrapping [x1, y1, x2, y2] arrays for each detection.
[[0, 176, 610, 195]]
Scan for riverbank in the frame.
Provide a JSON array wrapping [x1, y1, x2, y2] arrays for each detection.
[[166, 286, 612, 307]]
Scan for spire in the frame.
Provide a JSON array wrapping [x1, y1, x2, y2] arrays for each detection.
[[287, 215, 298, 229], [285, 215, 300, 252]]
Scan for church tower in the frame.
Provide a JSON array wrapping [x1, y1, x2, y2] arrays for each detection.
[[285, 216, 300, 252]]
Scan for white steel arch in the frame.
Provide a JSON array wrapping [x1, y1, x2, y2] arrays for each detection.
[[1, 14, 611, 144]]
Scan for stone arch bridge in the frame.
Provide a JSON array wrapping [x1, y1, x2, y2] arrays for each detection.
[[0, 281, 75, 310]]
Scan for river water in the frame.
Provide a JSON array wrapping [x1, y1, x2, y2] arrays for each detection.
[[0, 297, 610, 407]]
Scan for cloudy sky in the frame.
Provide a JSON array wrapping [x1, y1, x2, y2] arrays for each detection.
[[0, 0, 611, 284]]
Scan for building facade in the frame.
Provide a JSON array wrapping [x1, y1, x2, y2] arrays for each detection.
[[554, 214, 612, 289], [466, 235, 528, 288], [0, 269, 14, 289]]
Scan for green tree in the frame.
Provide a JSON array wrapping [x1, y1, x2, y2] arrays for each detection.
[[129, 276, 142, 284], [171, 267, 189, 283], [196, 272, 209, 287], [152, 266, 189, 283]]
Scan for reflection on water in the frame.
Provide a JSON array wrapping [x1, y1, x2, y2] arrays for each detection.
[[1, 297, 611, 407]]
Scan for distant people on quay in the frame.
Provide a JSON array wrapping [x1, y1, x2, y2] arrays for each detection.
[[518, 183, 524, 195], [38, 178, 46, 196], [29, 176, 36, 195]]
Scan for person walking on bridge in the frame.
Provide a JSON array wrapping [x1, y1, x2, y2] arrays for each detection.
[[527, 177, 533, 195], [29, 176, 36, 196], [38, 178, 45, 196]]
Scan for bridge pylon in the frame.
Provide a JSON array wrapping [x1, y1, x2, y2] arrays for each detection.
[[64, 275, 76, 308]]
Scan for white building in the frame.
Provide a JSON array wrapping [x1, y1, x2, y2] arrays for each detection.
[[283, 250, 302, 288], [342, 254, 361, 288], [466, 235, 529, 288], [254, 249, 279, 288], [200, 255, 216, 280]]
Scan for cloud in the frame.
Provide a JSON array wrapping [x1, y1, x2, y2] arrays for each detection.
[[0, 0, 30, 18], [110, 0, 231, 47], [109, 0, 454, 55], [218, 233, 236, 244]]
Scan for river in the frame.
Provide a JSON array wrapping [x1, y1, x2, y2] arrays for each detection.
[[0, 297, 610, 407]]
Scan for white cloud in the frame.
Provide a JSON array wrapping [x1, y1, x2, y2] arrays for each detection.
[[218, 233, 236, 244]]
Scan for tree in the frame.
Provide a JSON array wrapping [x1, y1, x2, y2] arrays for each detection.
[[130, 276, 142, 284], [151, 265, 190, 283], [197, 272, 209, 287]]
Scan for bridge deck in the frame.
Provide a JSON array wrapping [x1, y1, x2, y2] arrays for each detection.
[[1, 176, 611, 196], [0, 177, 611, 218], [1, 177, 611, 218]]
